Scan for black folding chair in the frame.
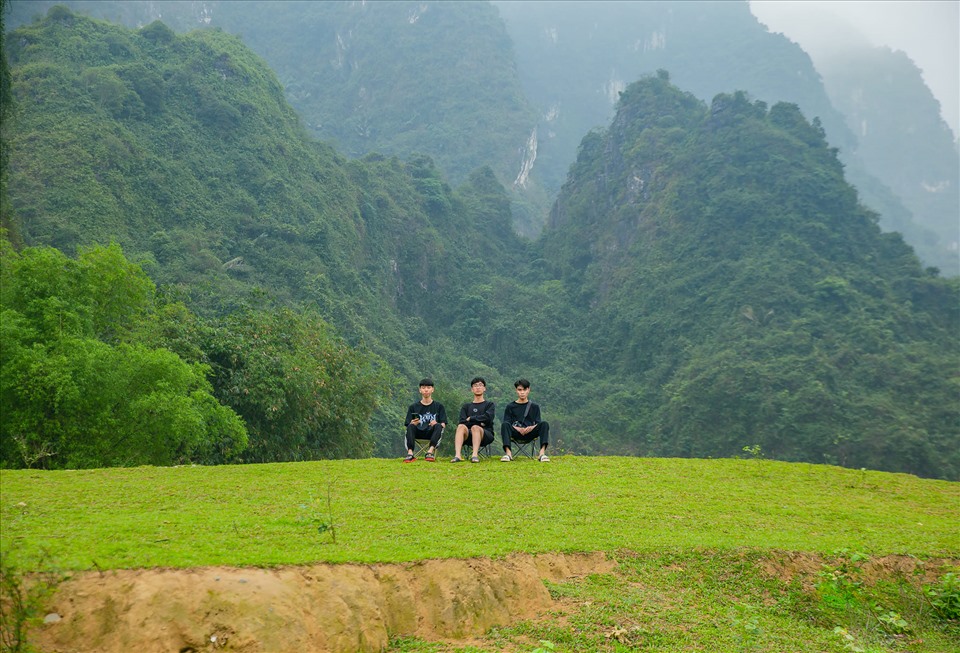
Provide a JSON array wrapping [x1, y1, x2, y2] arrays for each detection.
[[413, 427, 443, 459], [509, 437, 538, 460]]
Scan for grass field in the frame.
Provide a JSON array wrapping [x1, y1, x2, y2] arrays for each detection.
[[1, 456, 958, 652]]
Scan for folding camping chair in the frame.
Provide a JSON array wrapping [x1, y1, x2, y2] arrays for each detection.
[[413, 427, 443, 460], [509, 436, 539, 460]]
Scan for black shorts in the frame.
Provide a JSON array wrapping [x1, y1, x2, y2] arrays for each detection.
[[460, 423, 495, 447]]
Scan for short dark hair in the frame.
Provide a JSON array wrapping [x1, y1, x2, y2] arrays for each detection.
[[514, 378, 530, 389], [418, 378, 434, 387], [470, 376, 486, 387]]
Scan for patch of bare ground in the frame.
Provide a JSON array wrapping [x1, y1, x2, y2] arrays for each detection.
[[30, 552, 613, 653], [759, 551, 959, 590], [25, 551, 958, 652]]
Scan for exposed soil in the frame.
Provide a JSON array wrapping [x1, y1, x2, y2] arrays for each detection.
[[25, 551, 958, 653], [30, 552, 613, 653]]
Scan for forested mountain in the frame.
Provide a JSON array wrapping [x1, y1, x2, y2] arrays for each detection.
[[814, 46, 959, 275], [538, 72, 958, 479], [2, 9, 957, 479], [493, 0, 959, 272], [5, 0, 547, 232], [1, 8, 529, 461], [6, 0, 957, 266]]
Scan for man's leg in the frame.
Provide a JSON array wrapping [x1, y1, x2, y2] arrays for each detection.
[[500, 422, 514, 458], [534, 421, 550, 457], [428, 424, 443, 453], [405, 423, 418, 456], [427, 424, 443, 460], [470, 425, 483, 459], [452, 424, 468, 461]]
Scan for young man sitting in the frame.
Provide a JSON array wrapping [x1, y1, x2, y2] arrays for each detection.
[[500, 378, 550, 462], [452, 377, 495, 463], [402, 378, 446, 462]]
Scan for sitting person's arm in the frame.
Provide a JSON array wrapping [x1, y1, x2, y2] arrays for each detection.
[[479, 401, 496, 427], [405, 405, 419, 427], [524, 403, 542, 435], [503, 402, 522, 432]]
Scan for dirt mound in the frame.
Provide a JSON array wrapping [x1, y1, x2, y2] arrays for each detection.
[[31, 552, 613, 653], [759, 551, 957, 590]]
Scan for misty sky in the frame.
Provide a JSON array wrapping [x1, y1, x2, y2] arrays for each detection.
[[749, 0, 959, 139]]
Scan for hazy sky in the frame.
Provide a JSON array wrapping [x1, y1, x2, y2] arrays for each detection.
[[749, 1, 959, 139]]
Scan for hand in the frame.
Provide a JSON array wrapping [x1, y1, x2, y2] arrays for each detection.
[[428, 420, 437, 426], [411, 417, 420, 424]]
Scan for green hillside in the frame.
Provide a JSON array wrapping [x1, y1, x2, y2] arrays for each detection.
[[1, 10, 957, 480], [0, 9, 527, 460], [3, 458, 957, 570], [538, 74, 959, 479], [10, 1, 955, 265], [1, 458, 958, 651]]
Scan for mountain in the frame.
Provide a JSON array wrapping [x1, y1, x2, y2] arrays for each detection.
[[6, 1, 956, 268], [493, 1, 849, 189], [538, 73, 959, 479], [0, 8, 529, 446], [814, 46, 959, 275], [2, 9, 957, 478], [4, 0, 548, 233], [493, 0, 958, 272]]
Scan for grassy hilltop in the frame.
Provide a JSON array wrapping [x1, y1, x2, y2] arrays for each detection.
[[2, 457, 957, 569], [2, 457, 958, 652]]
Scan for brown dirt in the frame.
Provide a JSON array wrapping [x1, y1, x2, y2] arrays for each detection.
[[25, 551, 958, 652], [30, 552, 613, 653], [758, 551, 959, 590]]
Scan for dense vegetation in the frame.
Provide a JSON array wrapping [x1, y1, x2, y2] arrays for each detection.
[[492, 0, 959, 274], [538, 73, 959, 479], [7, 1, 956, 265], [1, 9, 957, 479]]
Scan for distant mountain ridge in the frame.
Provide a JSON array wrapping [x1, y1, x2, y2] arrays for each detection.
[[5, 0, 957, 268], [815, 45, 959, 274]]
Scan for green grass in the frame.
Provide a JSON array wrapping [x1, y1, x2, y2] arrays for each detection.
[[387, 550, 959, 652], [2, 456, 958, 652], [1, 457, 956, 571]]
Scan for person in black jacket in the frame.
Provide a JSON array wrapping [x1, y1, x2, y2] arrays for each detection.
[[451, 377, 495, 463], [402, 378, 447, 462], [500, 378, 550, 462]]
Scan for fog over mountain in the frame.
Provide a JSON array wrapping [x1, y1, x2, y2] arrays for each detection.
[[749, 0, 959, 140]]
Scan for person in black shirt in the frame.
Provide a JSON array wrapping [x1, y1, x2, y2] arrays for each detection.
[[500, 378, 550, 462], [402, 378, 447, 462], [451, 377, 495, 463]]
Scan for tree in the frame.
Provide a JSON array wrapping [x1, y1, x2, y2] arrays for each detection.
[[0, 240, 247, 468], [201, 305, 385, 462]]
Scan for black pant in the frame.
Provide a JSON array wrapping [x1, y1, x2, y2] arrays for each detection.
[[501, 421, 549, 452], [405, 423, 443, 451]]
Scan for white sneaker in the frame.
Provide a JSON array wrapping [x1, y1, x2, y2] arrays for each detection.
[[539, 454, 550, 462]]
